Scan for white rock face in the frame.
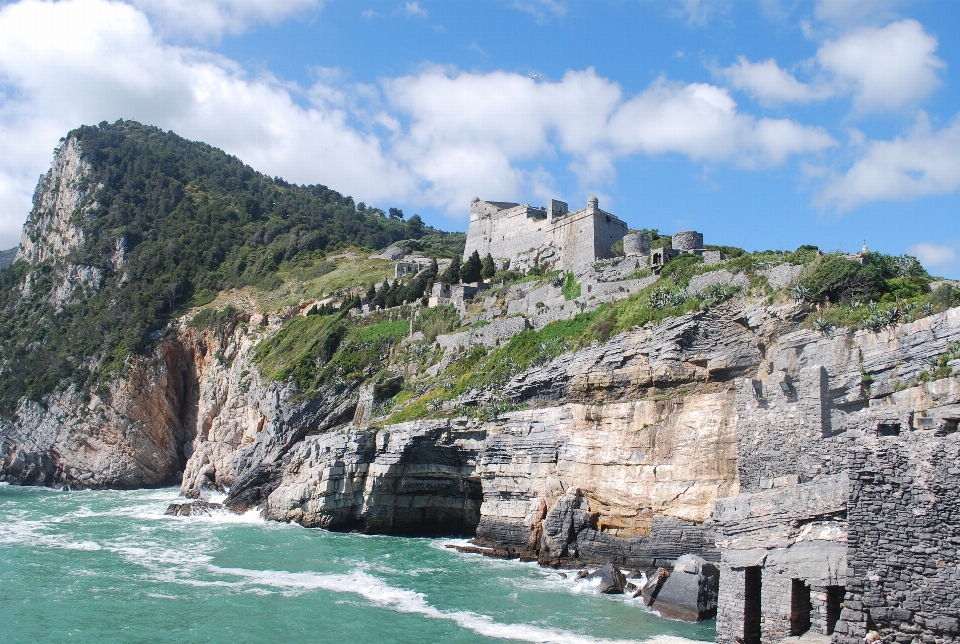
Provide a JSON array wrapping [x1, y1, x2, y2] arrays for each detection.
[[16, 137, 92, 265]]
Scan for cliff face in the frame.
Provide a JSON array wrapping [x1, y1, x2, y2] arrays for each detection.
[[16, 137, 91, 266]]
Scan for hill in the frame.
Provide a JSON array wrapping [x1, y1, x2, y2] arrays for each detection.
[[0, 120, 462, 413]]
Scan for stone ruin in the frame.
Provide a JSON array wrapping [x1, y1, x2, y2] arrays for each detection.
[[623, 229, 723, 271]]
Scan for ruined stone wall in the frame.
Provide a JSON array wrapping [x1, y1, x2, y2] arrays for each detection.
[[734, 368, 853, 492], [833, 431, 960, 644]]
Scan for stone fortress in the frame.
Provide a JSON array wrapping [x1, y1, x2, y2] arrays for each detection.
[[463, 196, 629, 273]]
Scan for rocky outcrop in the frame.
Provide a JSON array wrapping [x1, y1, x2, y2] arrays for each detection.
[[16, 137, 92, 266]]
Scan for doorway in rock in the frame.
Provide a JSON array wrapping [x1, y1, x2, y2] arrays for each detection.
[[790, 579, 812, 636], [826, 586, 845, 635], [743, 567, 762, 644]]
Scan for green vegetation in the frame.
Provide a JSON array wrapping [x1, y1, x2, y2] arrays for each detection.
[[459, 250, 482, 283], [561, 273, 581, 300], [413, 305, 461, 342], [254, 310, 411, 394], [0, 120, 460, 413]]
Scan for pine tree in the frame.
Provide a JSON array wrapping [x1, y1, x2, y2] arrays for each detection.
[[481, 253, 496, 280], [460, 250, 482, 284], [441, 256, 461, 283]]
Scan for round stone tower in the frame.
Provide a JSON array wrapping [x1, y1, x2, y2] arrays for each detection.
[[587, 195, 599, 213], [673, 231, 704, 252], [623, 232, 651, 257]]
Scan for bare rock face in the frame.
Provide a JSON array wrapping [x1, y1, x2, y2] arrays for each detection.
[[16, 137, 91, 266], [0, 337, 196, 489]]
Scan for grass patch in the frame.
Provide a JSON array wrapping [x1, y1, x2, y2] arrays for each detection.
[[562, 272, 582, 300]]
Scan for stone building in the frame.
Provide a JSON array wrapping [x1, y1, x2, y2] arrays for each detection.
[[463, 196, 628, 273], [713, 318, 960, 644]]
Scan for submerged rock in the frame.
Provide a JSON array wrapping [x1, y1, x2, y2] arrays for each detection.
[[164, 500, 226, 517]]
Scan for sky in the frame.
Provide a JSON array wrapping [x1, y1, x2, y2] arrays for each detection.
[[1, 0, 959, 275]]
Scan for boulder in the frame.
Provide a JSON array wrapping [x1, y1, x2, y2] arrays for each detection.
[[651, 554, 719, 621], [164, 501, 224, 517], [639, 567, 670, 605], [589, 562, 626, 594]]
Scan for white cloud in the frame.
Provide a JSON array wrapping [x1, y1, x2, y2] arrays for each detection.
[[0, 0, 842, 248], [128, 0, 322, 41], [403, 2, 426, 17], [819, 113, 960, 211], [720, 56, 832, 105], [814, 0, 902, 28], [0, 0, 410, 248], [817, 20, 944, 112], [606, 79, 836, 166], [385, 70, 836, 207], [909, 243, 956, 269]]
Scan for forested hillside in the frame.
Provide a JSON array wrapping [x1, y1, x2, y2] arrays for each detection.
[[0, 120, 461, 413]]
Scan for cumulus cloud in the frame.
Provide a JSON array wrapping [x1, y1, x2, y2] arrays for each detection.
[[817, 20, 944, 112], [819, 113, 960, 211], [720, 56, 832, 105], [722, 20, 943, 113], [0, 0, 409, 247], [0, 0, 841, 248], [128, 0, 322, 41], [909, 243, 957, 269], [385, 69, 836, 207]]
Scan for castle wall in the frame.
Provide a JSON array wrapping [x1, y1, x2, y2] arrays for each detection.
[[463, 198, 627, 274], [833, 430, 960, 644]]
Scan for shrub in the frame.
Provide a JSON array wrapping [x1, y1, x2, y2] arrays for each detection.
[[801, 253, 884, 304]]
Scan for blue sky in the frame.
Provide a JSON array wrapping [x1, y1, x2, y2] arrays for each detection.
[[1, 1, 959, 275]]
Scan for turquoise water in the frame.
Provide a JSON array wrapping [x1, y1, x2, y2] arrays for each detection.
[[0, 484, 715, 644]]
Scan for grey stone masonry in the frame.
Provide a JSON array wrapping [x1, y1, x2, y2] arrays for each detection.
[[463, 196, 628, 274], [833, 430, 960, 644], [623, 232, 651, 257], [436, 317, 531, 352]]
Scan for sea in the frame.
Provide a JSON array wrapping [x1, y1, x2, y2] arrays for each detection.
[[0, 483, 716, 644]]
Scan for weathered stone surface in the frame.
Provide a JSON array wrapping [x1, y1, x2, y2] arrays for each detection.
[[640, 567, 670, 604], [653, 554, 719, 621], [164, 500, 225, 516], [589, 562, 626, 594]]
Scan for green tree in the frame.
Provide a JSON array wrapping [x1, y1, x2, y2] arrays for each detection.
[[460, 250, 482, 283], [440, 256, 461, 283], [481, 253, 496, 280]]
